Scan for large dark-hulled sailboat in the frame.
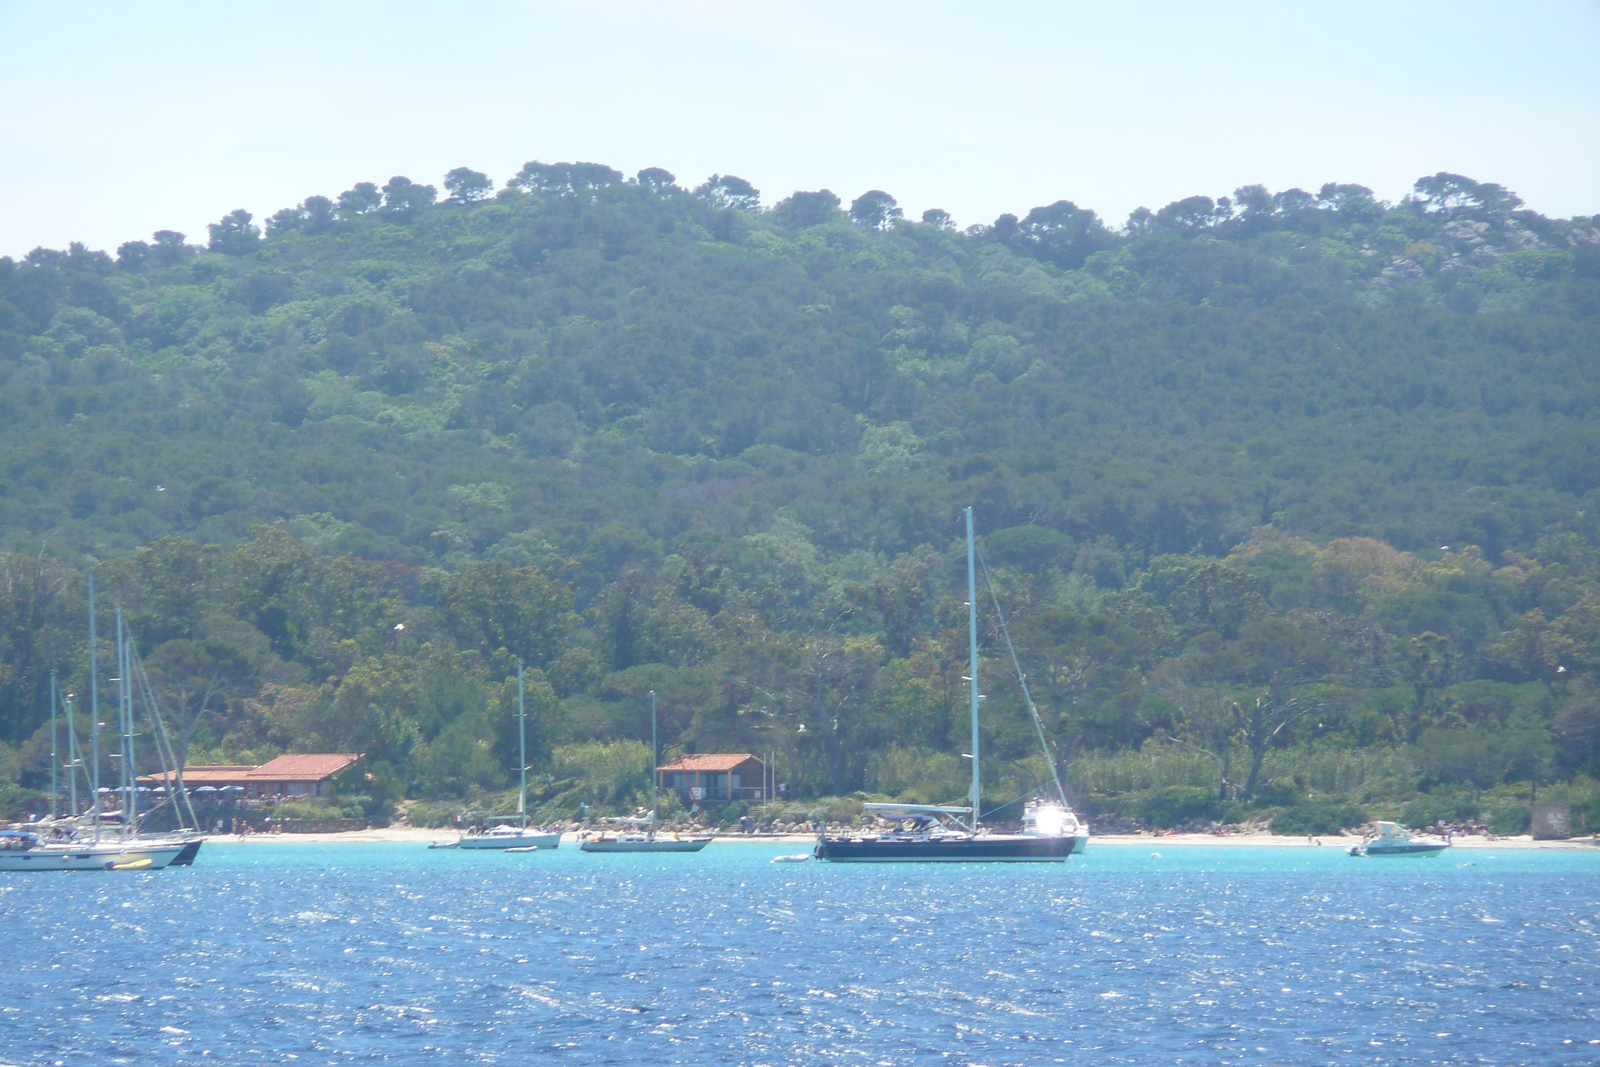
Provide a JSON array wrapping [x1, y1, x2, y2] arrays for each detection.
[[814, 509, 1082, 864]]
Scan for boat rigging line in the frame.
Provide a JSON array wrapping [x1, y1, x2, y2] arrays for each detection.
[[974, 544, 1069, 809], [126, 635, 202, 831]]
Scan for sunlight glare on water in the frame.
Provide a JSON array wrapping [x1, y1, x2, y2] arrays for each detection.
[[3, 842, 1597, 1065]]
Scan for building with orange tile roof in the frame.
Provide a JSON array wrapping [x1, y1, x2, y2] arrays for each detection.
[[140, 754, 361, 799], [656, 753, 767, 803]]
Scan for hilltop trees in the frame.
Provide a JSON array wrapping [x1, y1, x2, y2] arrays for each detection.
[[507, 160, 622, 197], [1412, 172, 1524, 219], [206, 209, 259, 255], [267, 195, 336, 235], [1008, 200, 1116, 268], [635, 167, 677, 193], [774, 189, 841, 227], [694, 174, 761, 210], [379, 176, 436, 220], [336, 182, 382, 218], [850, 190, 901, 230], [443, 167, 493, 202]]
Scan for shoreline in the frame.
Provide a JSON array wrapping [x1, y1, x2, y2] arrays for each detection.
[[196, 827, 1600, 850]]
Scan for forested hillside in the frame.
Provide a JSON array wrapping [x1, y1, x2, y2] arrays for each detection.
[[3, 164, 1598, 832]]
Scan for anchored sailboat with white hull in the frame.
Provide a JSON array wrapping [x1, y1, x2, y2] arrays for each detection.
[[580, 692, 711, 853], [814, 508, 1085, 863], [440, 664, 561, 850]]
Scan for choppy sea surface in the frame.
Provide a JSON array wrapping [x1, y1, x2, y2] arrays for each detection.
[[3, 840, 1597, 1065]]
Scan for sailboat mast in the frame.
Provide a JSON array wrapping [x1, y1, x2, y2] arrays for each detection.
[[49, 671, 59, 820], [117, 606, 136, 836], [65, 695, 78, 817], [88, 574, 101, 841], [650, 690, 658, 819], [966, 507, 981, 831], [116, 608, 125, 828], [517, 662, 527, 832]]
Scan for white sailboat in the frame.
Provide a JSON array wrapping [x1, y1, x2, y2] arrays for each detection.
[[580, 691, 711, 853], [0, 828, 195, 871], [2, 578, 201, 872], [440, 664, 561, 850]]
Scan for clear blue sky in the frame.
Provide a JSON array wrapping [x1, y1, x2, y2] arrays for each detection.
[[2, 1, 1596, 258]]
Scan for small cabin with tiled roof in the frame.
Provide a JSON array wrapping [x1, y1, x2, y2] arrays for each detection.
[[140, 753, 362, 799], [656, 753, 766, 804]]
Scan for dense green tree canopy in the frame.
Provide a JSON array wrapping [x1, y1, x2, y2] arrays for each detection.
[[1, 161, 1598, 830]]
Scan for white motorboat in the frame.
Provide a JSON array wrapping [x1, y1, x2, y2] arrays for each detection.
[[1347, 821, 1450, 857], [443, 665, 561, 851]]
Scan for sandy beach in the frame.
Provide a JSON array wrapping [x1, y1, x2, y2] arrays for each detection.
[[1091, 832, 1598, 850], [198, 827, 1600, 850]]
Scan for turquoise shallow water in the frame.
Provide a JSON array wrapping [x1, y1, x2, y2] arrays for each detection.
[[2, 841, 1597, 1065]]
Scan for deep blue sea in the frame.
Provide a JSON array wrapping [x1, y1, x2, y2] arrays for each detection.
[[3, 840, 1597, 1065]]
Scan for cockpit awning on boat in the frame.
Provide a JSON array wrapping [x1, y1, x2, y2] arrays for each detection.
[[863, 803, 973, 816]]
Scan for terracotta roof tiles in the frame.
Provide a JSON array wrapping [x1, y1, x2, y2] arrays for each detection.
[[137, 754, 361, 786], [247, 754, 361, 781], [655, 753, 763, 773]]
